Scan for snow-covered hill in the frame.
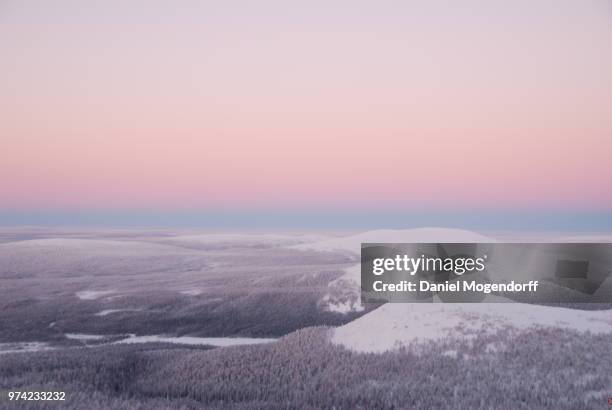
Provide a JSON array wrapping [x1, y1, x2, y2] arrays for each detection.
[[297, 228, 495, 313], [332, 297, 612, 353], [0, 238, 204, 278], [157, 233, 327, 250], [294, 227, 495, 254], [313, 229, 612, 352]]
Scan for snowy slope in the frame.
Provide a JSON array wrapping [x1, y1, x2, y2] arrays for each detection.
[[158, 233, 327, 249], [298, 228, 495, 313], [332, 297, 612, 353], [0, 238, 207, 280], [294, 228, 494, 254], [320, 229, 612, 352], [0, 238, 200, 257]]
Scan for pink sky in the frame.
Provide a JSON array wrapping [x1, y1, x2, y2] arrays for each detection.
[[1, 1, 611, 211]]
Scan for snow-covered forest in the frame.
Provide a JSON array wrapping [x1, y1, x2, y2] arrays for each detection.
[[1, 228, 610, 409]]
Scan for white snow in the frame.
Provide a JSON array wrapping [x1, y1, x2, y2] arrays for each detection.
[[294, 228, 495, 254], [313, 228, 612, 351], [0, 238, 188, 254], [309, 228, 495, 314], [0, 342, 54, 355], [442, 349, 459, 359], [94, 309, 142, 316], [76, 290, 116, 300], [114, 335, 276, 347], [322, 296, 365, 314], [0, 334, 276, 356], [162, 233, 327, 248], [332, 296, 612, 353], [65, 333, 107, 341], [180, 289, 203, 296], [333, 263, 362, 288], [319, 264, 365, 314]]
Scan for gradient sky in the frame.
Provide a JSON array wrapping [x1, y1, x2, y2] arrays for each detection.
[[1, 1, 611, 220]]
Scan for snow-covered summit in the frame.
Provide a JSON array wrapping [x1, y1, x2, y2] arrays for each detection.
[[294, 228, 495, 254], [332, 297, 612, 353], [301, 228, 495, 314]]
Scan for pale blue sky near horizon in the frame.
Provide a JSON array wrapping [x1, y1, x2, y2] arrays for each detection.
[[1, 210, 611, 231]]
